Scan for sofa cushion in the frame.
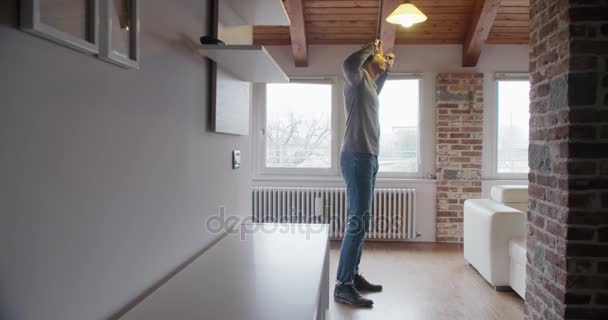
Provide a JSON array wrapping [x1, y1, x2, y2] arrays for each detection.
[[506, 202, 528, 213], [464, 199, 523, 216], [491, 185, 528, 204]]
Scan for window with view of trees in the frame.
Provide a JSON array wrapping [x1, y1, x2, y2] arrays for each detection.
[[378, 79, 420, 173], [265, 83, 332, 169], [497, 80, 530, 174]]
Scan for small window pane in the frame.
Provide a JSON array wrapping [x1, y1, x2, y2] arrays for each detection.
[[111, 0, 133, 59], [266, 83, 332, 169], [378, 79, 420, 173], [40, 0, 92, 42], [497, 80, 530, 174]]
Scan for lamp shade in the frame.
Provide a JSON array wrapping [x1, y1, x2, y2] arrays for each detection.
[[386, 1, 428, 28]]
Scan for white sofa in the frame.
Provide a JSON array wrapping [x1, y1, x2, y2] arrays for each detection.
[[490, 185, 528, 212], [509, 237, 526, 298], [464, 185, 527, 298]]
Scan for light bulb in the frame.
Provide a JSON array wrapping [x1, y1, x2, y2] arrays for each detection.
[[400, 20, 415, 28]]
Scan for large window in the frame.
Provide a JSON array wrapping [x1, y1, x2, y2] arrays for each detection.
[[496, 80, 530, 174], [265, 83, 332, 169], [257, 76, 431, 178], [378, 79, 420, 173]]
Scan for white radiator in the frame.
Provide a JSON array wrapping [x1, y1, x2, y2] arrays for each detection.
[[251, 187, 417, 240]]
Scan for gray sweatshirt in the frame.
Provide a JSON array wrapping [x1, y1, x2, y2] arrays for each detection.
[[341, 43, 389, 156]]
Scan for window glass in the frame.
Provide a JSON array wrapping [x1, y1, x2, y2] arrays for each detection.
[[266, 83, 332, 169], [378, 79, 420, 173], [497, 80, 530, 173]]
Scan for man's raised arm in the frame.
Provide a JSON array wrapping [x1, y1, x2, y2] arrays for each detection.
[[343, 42, 375, 85], [375, 72, 389, 94], [376, 52, 395, 94]]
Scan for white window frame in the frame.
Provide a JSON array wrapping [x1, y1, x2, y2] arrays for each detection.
[[482, 73, 530, 180], [253, 73, 435, 181], [254, 77, 341, 177], [376, 73, 426, 179]]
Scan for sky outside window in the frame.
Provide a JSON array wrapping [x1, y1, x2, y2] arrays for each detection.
[[497, 80, 530, 174], [378, 79, 420, 173]]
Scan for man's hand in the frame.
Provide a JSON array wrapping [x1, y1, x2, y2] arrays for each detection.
[[373, 39, 383, 55], [386, 52, 395, 69]]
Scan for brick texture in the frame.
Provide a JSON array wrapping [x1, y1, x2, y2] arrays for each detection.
[[435, 73, 484, 243], [527, 0, 608, 319]]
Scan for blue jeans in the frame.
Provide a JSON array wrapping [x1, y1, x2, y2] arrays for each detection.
[[336, 151, 378, 284]]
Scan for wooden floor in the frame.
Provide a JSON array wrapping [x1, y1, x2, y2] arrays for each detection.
[[328, 242, 524, 320]]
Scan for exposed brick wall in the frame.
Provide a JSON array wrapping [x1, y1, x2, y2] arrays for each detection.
[[436, 73, 484, 243], [527, 0, 608, 319], [527, 0, 572, 317], [562, 0, 608, 317]]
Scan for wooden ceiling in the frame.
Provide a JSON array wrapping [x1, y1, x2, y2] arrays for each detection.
[[254, 0, 529, 45], [253, 0, 529, 66]]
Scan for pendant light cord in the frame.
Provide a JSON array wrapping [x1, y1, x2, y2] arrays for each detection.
[[375, 0, 382, 39]]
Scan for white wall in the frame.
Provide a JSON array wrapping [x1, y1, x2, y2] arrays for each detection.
[[218, 24, 253, 45], [266, 44, 530, 76], [0, 1, 252, 319]]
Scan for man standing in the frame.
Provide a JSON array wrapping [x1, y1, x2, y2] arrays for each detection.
[[334, 40, 395, 308]]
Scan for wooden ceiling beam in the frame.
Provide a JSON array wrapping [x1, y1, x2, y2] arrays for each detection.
[[462, 0, 500, 67], [283, 0, 308, 67], [379, 0, 402, 53]]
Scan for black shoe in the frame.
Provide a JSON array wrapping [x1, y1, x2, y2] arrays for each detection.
[[354, 274, 383, 292], [334, 284, 374, 308]]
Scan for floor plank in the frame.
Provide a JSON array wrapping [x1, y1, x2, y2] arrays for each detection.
[[328, 242, 524, 320]]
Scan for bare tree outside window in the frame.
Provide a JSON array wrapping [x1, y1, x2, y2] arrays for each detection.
[[266, 83, 332, 168]]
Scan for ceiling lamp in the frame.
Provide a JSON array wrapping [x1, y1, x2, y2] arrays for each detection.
[[386, 0, 428, 28]]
